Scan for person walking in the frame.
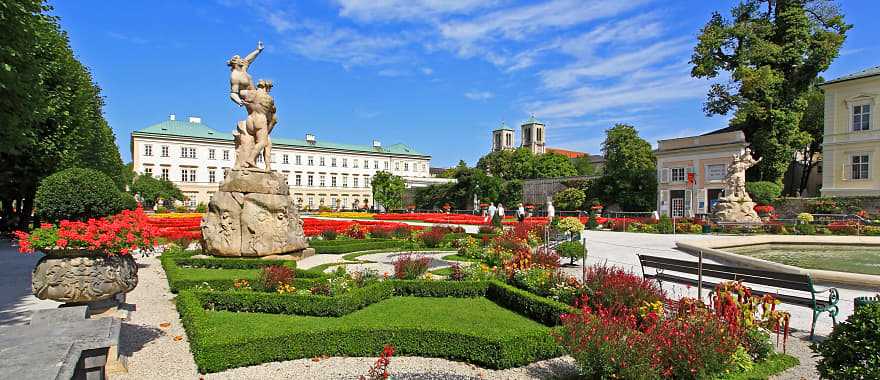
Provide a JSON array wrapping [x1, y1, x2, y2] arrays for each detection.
[[516, 203, 526, 223], [486, 203, 496, 224], [496, 203, 505, 226]]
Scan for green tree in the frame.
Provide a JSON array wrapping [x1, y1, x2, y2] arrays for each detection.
[[476, 148, 536, 180], [371, 171, 406, 210], [792, 80, 824, 195], [35, 168, 129, 223], [0, 1, 125, 228], [691, 0, 849, 181], [593, 124, 657, 211], [572, 155, 597, 176], [130, 174, 184, 206], [553, 188, 586, 211], [534, 153, 577, 178]]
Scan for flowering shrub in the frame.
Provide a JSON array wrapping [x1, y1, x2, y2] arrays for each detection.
[[359, 344, 395, 380], [532, 247, 560, 269], [511, 268, 561, 296], [419, 229, 447, 248], [558, 298, 739, 380], [392, 225, 412, 239], [753, 205, 775, 215], [581, 264, 666, 309], [344, 223, 367, 239], [454, 236, 484, 260], [556, 217, 584, 235], [828, 220, 861, 235], [555, 241, 586, 265], [448, 263, 466, 281], [368, 227, 393, 239], [393, 254, 431, 279], [15, 207, 158, 255], [712, 281, 791, 354], [484, 233, 528, 268], [302, 218, 419, 237], [478, 225, 498, 235], [258, 265, 294, 291], [796, 212, 814, 223]]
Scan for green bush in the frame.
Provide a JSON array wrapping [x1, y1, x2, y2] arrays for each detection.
[[795, 224, 816, 235], [745, 181, 782, 205], [320, 229, 338, 240], [486, 281, 575, 326], [195, 202, 208, 213], [553, 188, 586, 211], [814, 302, 880, 379], [35, 167, 129, 222], [657, 214, 674, 234], [556, 241, 586, 265], [194, 282, 394, 317], [312, 240, 403, 254], [390, 280, 487, 298]]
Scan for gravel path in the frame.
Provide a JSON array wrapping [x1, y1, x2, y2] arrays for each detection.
[[113, 253, 199, 379], [770, 331, 820, 380], [206, 355, 578, 380]]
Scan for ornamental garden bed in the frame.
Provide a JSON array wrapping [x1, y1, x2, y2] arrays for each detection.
[[163, 239, 798, 379]]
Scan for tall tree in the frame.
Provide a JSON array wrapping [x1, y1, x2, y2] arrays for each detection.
[[534, 153, 577, 178], [792, 80, 824, 195], [0, 1, 125, 228], [690, 0, 849, 181], [371, 171, 406, 211], [572, 155, 597, 176], [593, 124, 657, 211]]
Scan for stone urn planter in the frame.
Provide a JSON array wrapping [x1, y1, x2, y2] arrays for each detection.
[[32, 249, 138, 304]]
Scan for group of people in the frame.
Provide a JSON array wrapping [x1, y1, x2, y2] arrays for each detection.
[[483, 202, 532, 226]]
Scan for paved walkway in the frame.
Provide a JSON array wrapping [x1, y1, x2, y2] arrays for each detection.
[[0, 240, 60, 326]]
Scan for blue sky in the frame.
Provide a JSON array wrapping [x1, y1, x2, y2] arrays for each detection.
[[52, 0, 879, 168]]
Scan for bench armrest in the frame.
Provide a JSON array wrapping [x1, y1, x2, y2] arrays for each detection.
[[814, 287, 840, 305]]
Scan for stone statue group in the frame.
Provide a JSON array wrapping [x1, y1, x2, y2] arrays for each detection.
[[715, 147, 763, 223], [227, 41, 276, 171]]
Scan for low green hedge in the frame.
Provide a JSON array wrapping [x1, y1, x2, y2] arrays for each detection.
[[176, 292, 562, 373], [313, 240, 405, 254], [173, 257, 297, 270], [194, 282, 394, 317], [390, 280, 487, 298], [161, 254, 322, 293], [486, 281, 575, 326], [308, 238, 391, 246]]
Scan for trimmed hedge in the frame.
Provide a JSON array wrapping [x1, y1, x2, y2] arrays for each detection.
[[308, 238, 391, 246], [195, 282, 394, 317], [390, 280, 487, 298], [313, 240, 405, 254], [486, 281, 576, 326], [161, 254, 321, 292], [176, 291, 562, 373]]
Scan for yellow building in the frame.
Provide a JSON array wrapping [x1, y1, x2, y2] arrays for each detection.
[[820, 66, 880, 196]]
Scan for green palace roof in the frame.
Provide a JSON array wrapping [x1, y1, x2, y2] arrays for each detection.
[[132, 119, 429, 157], [822, 65, 880, 86]]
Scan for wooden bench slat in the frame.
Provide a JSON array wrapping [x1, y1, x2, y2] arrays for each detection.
[[638, 254, 810, 284], [640, 260, 814, 292]]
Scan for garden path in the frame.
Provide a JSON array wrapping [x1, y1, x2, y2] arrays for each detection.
[[0, 241, 60, 326]]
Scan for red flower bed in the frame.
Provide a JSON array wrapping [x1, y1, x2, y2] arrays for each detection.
[[301, 218, 420, 237], [147, 216, 202, 241], [15, 207, 159, 255]]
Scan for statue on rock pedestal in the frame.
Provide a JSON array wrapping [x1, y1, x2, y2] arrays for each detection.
[[713, 148, 763, 224], [201, 42, 311, 258]]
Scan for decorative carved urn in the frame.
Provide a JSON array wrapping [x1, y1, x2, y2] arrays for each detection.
[[32, 250, 138, 303]]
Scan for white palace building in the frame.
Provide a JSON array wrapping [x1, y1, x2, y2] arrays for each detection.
[[131, 114, 450, 210]]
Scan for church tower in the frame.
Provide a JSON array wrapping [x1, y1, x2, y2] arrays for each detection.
[[520, 115, 545, 154], [491, 122, 515, 152]]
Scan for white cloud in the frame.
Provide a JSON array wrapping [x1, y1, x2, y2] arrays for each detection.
[[539, 37, 692, 89], [464, 90, 495, 100], [281, 21, 415, 66], [335, 0, 494, 22], [420, 67, 434, 75]]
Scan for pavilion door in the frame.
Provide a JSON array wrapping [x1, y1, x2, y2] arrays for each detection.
[[670, 190, 685, 217]]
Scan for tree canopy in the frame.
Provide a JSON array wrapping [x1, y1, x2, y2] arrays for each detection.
[[130, 174, 184, 205], [690, 0, 849, 181], [0, 1, 125, 228], [476, 148, 575, 180], [590, 124, 657, 211], [371, 171, 406, 210]]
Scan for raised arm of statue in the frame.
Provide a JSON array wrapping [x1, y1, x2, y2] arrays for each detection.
[[229, 82, 243, 106], [243, 41, 264, 68]]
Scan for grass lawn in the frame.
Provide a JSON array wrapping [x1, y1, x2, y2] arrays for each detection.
[[200, 297, 548, 345], [727, 243, 880, 275], [430, 267, 454, 276], [717, 353, 799, 380]]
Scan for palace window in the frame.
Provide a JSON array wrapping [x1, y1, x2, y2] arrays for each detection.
[[223, 150, 230, 160], [706, 164, 725, 181], [209, 149, 215, 160], [296, 155, 302, 165], [331, 176, 337, 187], [364, 159, 369, 168], [331, 157, 337, 167], [853, 104, 871, 131], [180, 147, 197, 159], [671, 167, 686, 183], [852, 154, 870, 180], [256, 154, 263, 164], [161, 168, 169, 181], [208, 170, 216, 183], [395, 162, 400, 171], [364, 175, 370, 187], [161, 145, 169, 157], [404, 162, 409, 171], [180, 168, 196, 182], [144, 167, 153, 176], [320, 175, 326, 187], [295, 174, 302, 186], [320, 157, 325, 166], [374, 161, 379, 169], [270, 154, 277, 163], [353, 177, 359, 188], [385, 161, 389, 170], [342, 158, 348, 168], [283, 154, 289, 164], [307, 175, 314, 187], [342, 175, 348, 187], [144, 145, 153, 156], [353, 160, 359, 168], [307, 156, 314, 166]]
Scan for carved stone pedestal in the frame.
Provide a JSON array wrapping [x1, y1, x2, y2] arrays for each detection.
[[32, 252, 138, 304], [201, 168, 309, 257], [713, 194, 762, 224]]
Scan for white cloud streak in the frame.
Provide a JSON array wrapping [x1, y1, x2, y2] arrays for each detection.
[[464, 91, 495, 100]]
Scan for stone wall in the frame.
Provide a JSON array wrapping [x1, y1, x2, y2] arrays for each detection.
[[772, 196, 880, 217], [521, 175, 597, 207]]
